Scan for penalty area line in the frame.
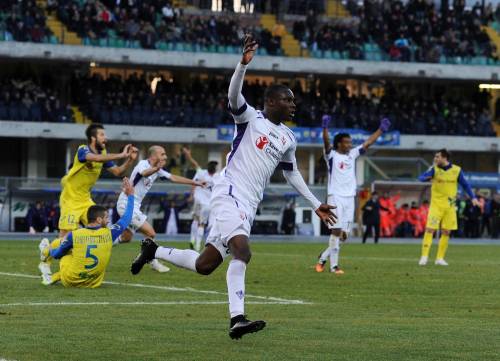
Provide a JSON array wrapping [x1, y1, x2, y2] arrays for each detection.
[[0, 272, 312, 305]]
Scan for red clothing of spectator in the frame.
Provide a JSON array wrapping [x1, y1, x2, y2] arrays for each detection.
[[408, 206, 423, 236], [379, 193, 400, 236]]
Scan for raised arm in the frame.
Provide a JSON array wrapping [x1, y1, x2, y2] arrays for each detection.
[[170, 174, 204, 188], [361, 118, 391, 151], [321, 115, 332, 153], [182, 147, 201, 170], [228, 34, 258, 116], [110, 178, 135, 240]]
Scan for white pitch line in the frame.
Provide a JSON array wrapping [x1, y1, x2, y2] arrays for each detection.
[[0, 272, 311, 305], [0, 301, 295, 307]]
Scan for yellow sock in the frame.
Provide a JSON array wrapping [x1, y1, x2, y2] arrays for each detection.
[[421, 232, 433, 258], [436, 234, 450, 260], [43, 238, 62, 264]]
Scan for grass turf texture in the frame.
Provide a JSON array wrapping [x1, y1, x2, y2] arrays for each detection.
[[0, 240, 499, 361]]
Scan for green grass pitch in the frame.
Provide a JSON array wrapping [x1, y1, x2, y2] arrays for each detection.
[[1, 240, 499, 361]]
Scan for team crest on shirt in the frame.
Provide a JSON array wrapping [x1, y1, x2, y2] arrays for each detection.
[[144, 178, 152, 187], [86, 163, 94, 170], [281, 135, 287, 146], [255, 136, 269, 149], [239, 211, 246, 221]]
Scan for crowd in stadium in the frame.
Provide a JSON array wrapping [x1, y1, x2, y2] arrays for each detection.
[[0, 71, 493, 137], [0, 0, 52, 42], [341, 0, 497, 62], [2, 0, 499, 64], [0, 77, 74, 123]]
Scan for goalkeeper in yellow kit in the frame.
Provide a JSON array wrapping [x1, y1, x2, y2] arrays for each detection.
[[417, 149, 480, 266], [38, 123, 137, 276], [38, 178, 135, 287]]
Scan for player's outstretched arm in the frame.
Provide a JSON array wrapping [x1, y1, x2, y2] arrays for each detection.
[[228, 34, 258, 119], [140, 158, 165, 178], [182, 146, 201, 170], [362, 118, 391, 150], [84, 144, 134, 163], [169, 174, 205, 188], [321, 115, 332, 153], [108, 147, 139, 177], [111, 178, 135, 240]]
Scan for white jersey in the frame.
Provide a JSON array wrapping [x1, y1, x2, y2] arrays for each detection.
[[192, 169, 217, 205], [325, 145, 364, 197], [215, 103, 297, 213], [117, 159, 171, 207]]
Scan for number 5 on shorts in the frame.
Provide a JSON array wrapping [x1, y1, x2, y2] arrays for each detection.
[[85, 245, 99, 269]]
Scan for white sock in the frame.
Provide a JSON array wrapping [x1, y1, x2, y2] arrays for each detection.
[[329, 234, 340, 270], [190, 220, 198, 245], [319, 246, 331, 263], [195, 226, 205, 251], [155, 246, 198, 272], [227, 259, 246, 318], [112, 235, 122, 246]]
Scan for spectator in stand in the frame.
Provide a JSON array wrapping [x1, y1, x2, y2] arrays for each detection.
[[26, 201, 49, 234], [45, 201, 60, 232], [464, 199, 482, 238]]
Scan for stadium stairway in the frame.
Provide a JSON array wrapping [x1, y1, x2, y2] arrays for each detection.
[[260, 14, 307, 57], [36, 0, 82, 45], [326, 0, 350, 18], [482, 25, 500, 59]]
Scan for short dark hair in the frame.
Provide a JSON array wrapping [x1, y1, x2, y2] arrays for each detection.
[[87, 205, 107, 223], [437, 148, 451, 160], [86, 123, 104, 143], [333, 132, 351, 150], [207, 161, 218, 173], [264, 84, 290, 101]]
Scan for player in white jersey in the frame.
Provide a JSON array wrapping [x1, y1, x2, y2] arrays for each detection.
[[130, 35, 336, 339], [182, 147, 219, 251], [115, 145, 205, 273], [315, 115, 391, 274]]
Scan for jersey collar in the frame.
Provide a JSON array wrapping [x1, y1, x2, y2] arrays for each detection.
[[86, 225, 102, 230], [438, 163, 452, 171]]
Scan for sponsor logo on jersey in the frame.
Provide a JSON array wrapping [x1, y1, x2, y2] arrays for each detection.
[[256, 136, 269, 149], [144, 178, 152, 187], [269, 131, 278, 139], [281, 136, 287, 146]]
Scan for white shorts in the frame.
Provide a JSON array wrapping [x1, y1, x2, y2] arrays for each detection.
[[116, 199, 147, 233], [193, 201, 211, 225], [205, 193, 253, 259], [328, 194, 355, 233]]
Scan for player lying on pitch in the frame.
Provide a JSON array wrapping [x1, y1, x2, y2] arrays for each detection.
[[38, 178, 134, 288], [39, 123, 138, 277], [129, 34, 336, 339]]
